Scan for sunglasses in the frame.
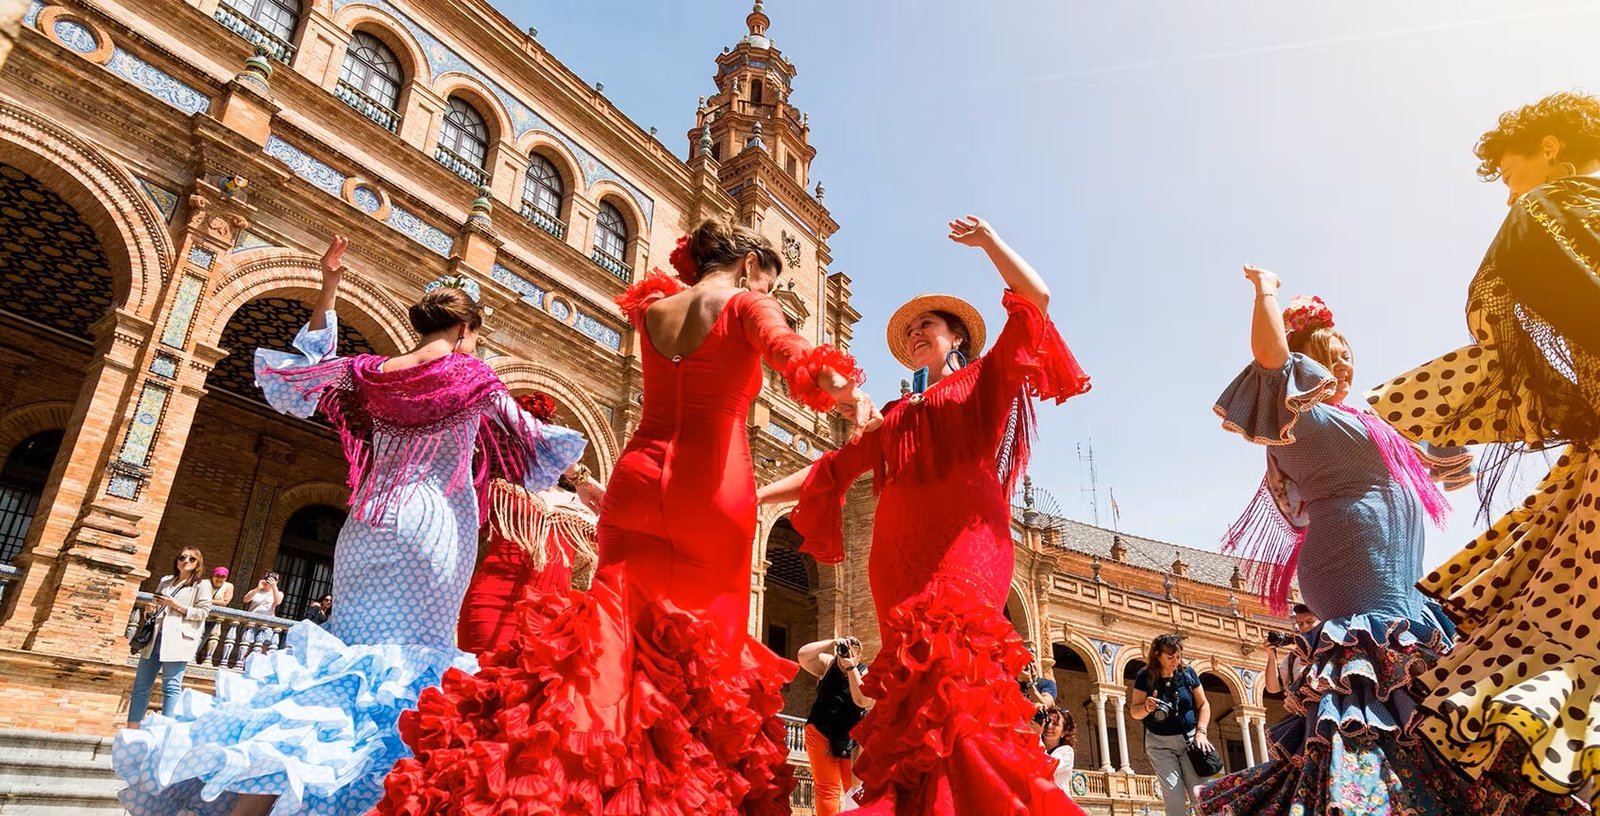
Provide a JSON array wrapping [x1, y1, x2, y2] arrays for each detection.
[[177, 555, 198, 562]]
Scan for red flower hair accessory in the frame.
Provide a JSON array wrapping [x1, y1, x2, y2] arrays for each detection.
[[516, 391, 558, 422], [1282, 295, 1334, 335], [668, 235, 700, 284]]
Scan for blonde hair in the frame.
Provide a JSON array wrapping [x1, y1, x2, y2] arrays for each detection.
[[1288, 325, 1349, 374]]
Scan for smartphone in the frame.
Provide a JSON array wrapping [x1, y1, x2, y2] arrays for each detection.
[[911, 366, 928, 394]]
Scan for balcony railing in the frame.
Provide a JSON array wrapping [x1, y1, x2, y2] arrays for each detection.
[[213, 5, 296, 63], [590, 247, 632, 282], [518, 200, 567, 240], [434, 146, 488, 187], [0, 562, 18, 617], [335, 81, 400, 133], [125, 591, 295, 671]]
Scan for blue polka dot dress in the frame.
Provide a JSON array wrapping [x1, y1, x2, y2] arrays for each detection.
[[112, 314, 587, 816]]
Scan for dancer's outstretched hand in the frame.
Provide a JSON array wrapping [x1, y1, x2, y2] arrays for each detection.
[[947, 215, 997, 248], [1243, 264, 1280, 295], [837, 388, 883, 441], [321, 235, 350, 287]]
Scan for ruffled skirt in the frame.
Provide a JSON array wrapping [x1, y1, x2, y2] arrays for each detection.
[[374, 566, 797, 815], [848, 576, 1084, 816], [1413, 448, 1600, 810], [112, 621, 476, 816], [1199, 610, 1584, 815]]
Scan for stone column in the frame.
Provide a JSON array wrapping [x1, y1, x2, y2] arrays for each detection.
[[1113, 693, 1133, 772], [1240, 716, 1256, 767], [1093, 693, 1113, 773], [1255, 717, 1270, 763]]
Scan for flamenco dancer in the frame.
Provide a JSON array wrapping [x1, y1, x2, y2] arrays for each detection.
[[456, 391, 605, 655], [1368, 91, 1600, 811], [1197, 271, 1496, 815], [376, 217, 879, 814], [112, 236, 587, 816], [760, 216, 1092, 815]]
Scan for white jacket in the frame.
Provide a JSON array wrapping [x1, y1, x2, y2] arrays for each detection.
[[139, 575, 213, 663]]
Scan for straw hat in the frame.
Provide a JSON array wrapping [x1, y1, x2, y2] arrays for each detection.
[[885, 294, 987, 370]]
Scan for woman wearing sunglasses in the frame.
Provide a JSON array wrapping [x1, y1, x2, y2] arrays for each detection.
[[126, 547, 212, 727]]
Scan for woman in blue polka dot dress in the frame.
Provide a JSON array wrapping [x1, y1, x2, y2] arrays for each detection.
[[111, 236, 587, 816]]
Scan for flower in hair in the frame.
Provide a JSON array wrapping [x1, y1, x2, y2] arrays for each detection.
[[516, 391, 558, 422], [1282, 295, 1334, 335], [669, 235, 700, 284]]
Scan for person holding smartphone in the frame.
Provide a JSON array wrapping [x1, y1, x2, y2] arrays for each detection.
[[798, 636, 872, 816]]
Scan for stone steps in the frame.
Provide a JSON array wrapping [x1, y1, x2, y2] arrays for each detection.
[[0, 729, 126, 815]]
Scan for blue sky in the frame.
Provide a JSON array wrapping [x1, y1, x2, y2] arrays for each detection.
[[498, 1, 1598, 568]]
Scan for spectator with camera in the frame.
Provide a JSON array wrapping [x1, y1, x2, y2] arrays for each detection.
[[1129, 633, 1214, 816], [241, 571, 284, 645], [1264, 603, 1319, 696], [1039, 706, 1077, 791], [1018, 643, 1058, 707], [798, 635, 873, 816]]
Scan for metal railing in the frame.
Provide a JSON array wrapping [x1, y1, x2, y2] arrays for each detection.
[[0, 562, 18, 614], [434, 146, 488, 187], [589, 247, 632, 282], [518, 200, 567, 240], [126, 592, 295, 671], [213, 5, 296, 63], [334, 81, 400, 133]]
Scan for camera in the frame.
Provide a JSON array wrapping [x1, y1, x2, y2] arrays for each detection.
[[1264, 631, 1296, 648], [1031, 706, 1050, 726], [1148, 696, 1175, 723], [835, 637, 859, 659]]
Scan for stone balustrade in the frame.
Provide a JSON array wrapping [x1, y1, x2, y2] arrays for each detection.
[[124, 592, 295, 671]]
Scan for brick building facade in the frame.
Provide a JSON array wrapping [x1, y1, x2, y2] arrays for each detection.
[[0, 1, 1292, 810]]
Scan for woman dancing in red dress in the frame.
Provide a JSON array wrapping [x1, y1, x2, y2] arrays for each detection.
[[376, 218, 879, 815], [456, 392, 605, 655], [761, 216, 1092, 816]]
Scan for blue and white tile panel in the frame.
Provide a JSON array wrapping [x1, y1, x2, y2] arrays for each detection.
[[491, 264, 621, 352], [329, 0, 653, 226], [265, 135, 451, 256]]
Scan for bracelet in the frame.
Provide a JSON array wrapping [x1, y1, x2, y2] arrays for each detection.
[[1256, 292, 1278, 300]]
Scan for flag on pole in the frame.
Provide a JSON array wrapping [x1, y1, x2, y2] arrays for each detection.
[[1110, 488, 1121, 529]]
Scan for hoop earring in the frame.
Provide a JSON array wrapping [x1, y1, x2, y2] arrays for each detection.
[[945, 348, 968, 371], [453, 333, 464, 353], [737, 276, 749, 289]]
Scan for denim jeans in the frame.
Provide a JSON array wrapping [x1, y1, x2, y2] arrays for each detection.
[[1144, 729, 1201, 816], [128, 636, 187, 724]]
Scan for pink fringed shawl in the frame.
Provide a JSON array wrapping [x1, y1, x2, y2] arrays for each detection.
[[1225, 402, 1451, 614], [264, 353, 536, 524]]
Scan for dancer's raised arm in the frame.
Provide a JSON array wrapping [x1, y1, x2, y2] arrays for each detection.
[[309, 234, 348, 331], [949, 215, 1049, 312], [1245, 265, 1290, 369]]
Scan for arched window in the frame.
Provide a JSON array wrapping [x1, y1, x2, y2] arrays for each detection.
[[520, 154, 565, 238], [337, 31, 402, 131], [271, 504, 344, 621], [216, 0, 301, 60], [436, 97, 490, 185], [0, 430, 63, 564], [591, 202, 630, 280]]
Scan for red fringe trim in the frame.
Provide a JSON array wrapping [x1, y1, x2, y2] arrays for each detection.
[[614, 270, 687, 322]]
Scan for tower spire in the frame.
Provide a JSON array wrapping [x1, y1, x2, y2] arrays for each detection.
[[746, 2, 770, 38]]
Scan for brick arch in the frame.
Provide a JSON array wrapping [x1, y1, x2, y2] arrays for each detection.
[[198, 248, 414, 354], [1054, 633, 1107, 683], [331, 4, 429, 84], [588, 179, 646, 237], [433, 74, 514, 150], [1005, 581, 1036, 645], [1197, 662, 1248, 705], [258, 480, 351, 577], [487, 358, 619, 477], [0, 100, 171, 318], [516, 132, 587, 197], [1113, 642, 1153, 684], [0, 402, 74, 458]]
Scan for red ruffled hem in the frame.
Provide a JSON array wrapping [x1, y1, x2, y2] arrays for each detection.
[[850, 577, 1085, 816], [375, 569, 797, 815], [782, 343, 864, 413], [614, 271, 688, 322], [999, 290, 1091, 404]]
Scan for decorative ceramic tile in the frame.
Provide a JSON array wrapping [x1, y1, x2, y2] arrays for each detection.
[[574, 312, 621, 350], [490, 263, 546, 305], [24, 1, 42, 28], [264, 136, 346, 197], [149, 354, 179, 379], [159, 274, 205, 349], [232, 230, 276, 252], [795, 438, 809, 455], [351, 185, 382, 214], [118, 382, 170, 465], [136, 178, 179, 222], [107, 474, 141, 499], [1234, 667, 1260, 704], [765, 423, 796, 445], [328, 0, 653, 226], [53, 19, 98, 53], [187, 246, 215, 269], [106, 48, 210, 115], [1088, 639, 1122, 673], [385, 205, 452, 256], [548, 298, 570, 321]]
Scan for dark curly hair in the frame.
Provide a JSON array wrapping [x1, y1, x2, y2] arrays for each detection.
[[1474, 91, 1600, 180]]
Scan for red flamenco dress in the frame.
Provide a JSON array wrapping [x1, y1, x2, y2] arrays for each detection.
[[792, 291, 1092, 816], [377, 272, 862, 815]]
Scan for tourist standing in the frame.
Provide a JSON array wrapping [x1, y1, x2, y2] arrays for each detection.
[[1130, 634, 1213, 816], [799, 636, 873, 816], [127, 547, 212, 727]]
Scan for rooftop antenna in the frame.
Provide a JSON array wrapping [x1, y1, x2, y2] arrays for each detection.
[[1077, 440, 1100, 527]]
